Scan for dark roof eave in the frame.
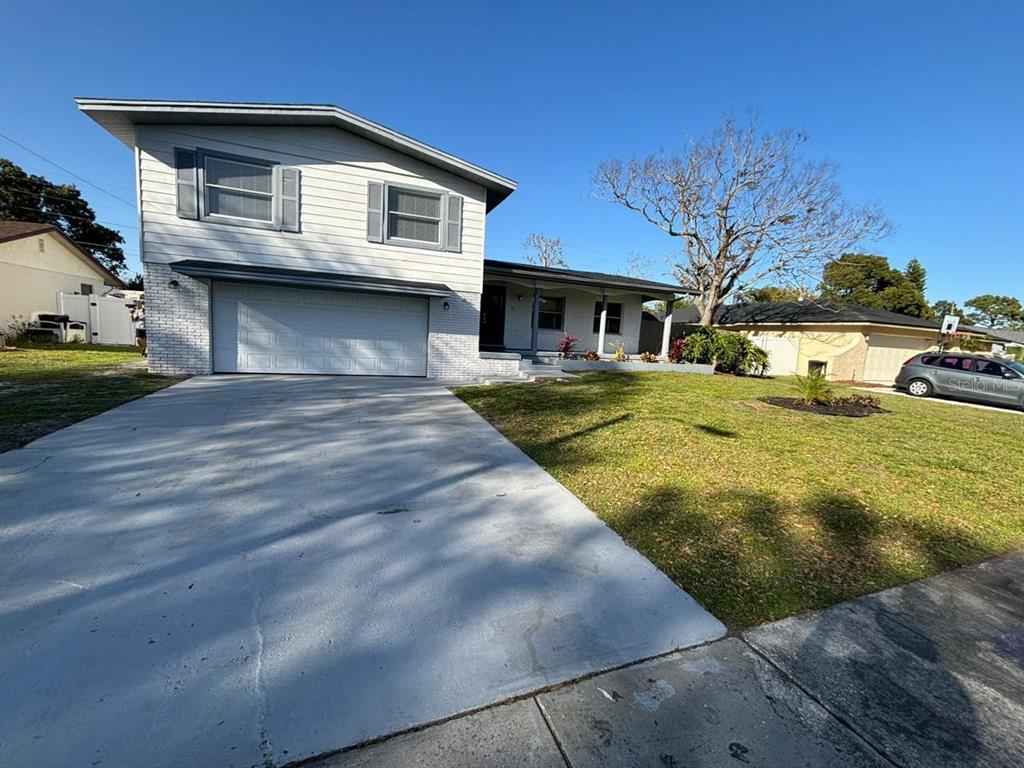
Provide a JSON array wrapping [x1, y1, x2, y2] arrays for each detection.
[[483, 260, 693, 297], [169, 259, 452, 297]]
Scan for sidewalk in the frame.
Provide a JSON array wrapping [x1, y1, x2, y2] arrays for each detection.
[[305, 551, 1024, 768]]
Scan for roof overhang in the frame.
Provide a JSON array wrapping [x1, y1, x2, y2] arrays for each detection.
[[75, 98, 517, 211], [483, 260, 693, 299], [169, 260, 451, 298], [717, 319, 990, 338]]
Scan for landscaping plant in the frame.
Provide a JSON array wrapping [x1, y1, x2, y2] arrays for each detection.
[[667, 338, 687, 364], [639, 351, 659, 363], [794, 369, 833, 405], [612, 341, 628, 362], [581, 350, 600, 361], [557, 333, 578, 359]]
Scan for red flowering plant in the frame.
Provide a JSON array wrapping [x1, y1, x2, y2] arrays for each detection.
[[667, 337, 687, 363], [557, 333, 579, 359]]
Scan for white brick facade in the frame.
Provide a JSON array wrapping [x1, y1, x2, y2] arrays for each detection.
[[143, 263, 212, 375], [426, 292, 521, 380]]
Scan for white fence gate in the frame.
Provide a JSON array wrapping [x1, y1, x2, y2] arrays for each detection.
[[752, 335, 800, 376], [58, 293, 136, 345]]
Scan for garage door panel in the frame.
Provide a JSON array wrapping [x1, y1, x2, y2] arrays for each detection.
[[863, 334, 933, 384], [213, 282, 428, 376]]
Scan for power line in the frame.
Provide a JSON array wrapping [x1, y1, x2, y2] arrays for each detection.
[[8, 204, 138, 230], [3, 183, 130, 208], [0, 132, 136, 207]]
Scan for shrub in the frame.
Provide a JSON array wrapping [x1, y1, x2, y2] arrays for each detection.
[[581, 350, 600, 361], [612, 341, 628, 362], [794, 370, 833, 405], [831, 393, 883, 412], [667, 338, 687, 364], [671, 326, 770, 374], [639, 351, 659, 363], [557, 333, 578, 359]]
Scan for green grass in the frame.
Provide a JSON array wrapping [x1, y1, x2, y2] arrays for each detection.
[[0, 345, 183, 452], [456, 373, 1024, 627]]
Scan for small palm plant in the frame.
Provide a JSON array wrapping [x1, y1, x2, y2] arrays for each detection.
[[612, 341, 628, 362], [794, 370, 833, 405]]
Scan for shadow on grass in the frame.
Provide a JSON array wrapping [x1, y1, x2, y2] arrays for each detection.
[[694, 423, 739, 438], [615, 484, 998, 629]]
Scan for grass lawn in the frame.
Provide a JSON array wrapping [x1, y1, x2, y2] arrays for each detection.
[[456, 373, 1024, 627], [0, 344, 183, 452]]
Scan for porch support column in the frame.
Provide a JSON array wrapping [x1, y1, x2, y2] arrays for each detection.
[[597, 294, 608, 356], [530, 284, 540, 355], [660, 297, 676, 359]]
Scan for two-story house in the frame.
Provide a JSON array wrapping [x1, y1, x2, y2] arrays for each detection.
[[78, 98, 686, 379]]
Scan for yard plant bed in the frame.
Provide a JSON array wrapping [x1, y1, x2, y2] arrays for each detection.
[[456, 372, 1024, 627], [761, 395, 887, 417], [0, 345, 183, 452]]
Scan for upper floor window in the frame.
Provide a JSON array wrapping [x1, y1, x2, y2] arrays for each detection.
[[593, 301, 623, 334], [387, 187, 443, 246], [173, 147, 300, 233], [203, 155, 275, 224]]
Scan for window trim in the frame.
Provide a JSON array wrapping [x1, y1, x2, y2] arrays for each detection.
[[197, 149, 280, 231], [537, 296, 565, 331], [383, 182, 448, 251], [593, 301, 624, 335]]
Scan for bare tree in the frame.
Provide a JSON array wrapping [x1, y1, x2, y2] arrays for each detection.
[[625, 251, 653, 279], [593, 114, 892, 324], [524, 232, 567, 268]]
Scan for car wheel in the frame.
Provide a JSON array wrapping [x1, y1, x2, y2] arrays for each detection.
[[906, 378, 932, 397]]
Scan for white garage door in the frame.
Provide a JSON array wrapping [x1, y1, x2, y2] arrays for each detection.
[[862, 333, 933, 384], [212, 282, 428, 376]]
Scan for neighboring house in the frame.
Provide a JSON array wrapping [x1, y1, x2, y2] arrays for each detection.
[[79, 98, 689, 379], [674, 301, 995, 384], [0, 221, 125, 332], [986, 328, 1024, 359]]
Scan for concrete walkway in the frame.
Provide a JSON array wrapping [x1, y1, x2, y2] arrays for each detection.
[[310, 551, 1024, 768], [0, 376, 724, 768]]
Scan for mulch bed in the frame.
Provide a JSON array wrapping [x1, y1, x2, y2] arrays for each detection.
[[761, 396, 888, 418]]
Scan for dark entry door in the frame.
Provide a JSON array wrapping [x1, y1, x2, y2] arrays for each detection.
[[480, 284, 506, 348]]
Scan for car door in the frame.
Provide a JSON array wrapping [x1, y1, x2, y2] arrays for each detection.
[[971, 359, 1024, 406], [932, 356, 974, 396]]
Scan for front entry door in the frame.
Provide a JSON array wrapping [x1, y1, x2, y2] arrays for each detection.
[[480, 284, 506, 348]]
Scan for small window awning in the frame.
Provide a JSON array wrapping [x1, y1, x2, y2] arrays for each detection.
[[169, 259, 452, 298]]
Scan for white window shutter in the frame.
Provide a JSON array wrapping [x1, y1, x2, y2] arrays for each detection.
[[279, 167, 300, 232], [367, 181, 384, 242], [174, 148, 198, 220], [445, 194, 463, 253]]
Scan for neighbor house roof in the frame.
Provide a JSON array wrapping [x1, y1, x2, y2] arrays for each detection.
[[483, 259, 694, 297], [75, 98, 518, 211], [674, 301, 993, 336], [0, 221, 125, 287], [986, 327, 1024, 345]]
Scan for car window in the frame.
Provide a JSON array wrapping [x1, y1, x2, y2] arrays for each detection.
[[938, 356, 972, 370], [1006, 360, 1024, 376], [920, 355, 939, 366], [974, 359, 1005, 376]]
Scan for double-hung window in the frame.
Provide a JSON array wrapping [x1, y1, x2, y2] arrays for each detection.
[[537, 297, 565, 330], [202, 154, 275, 225], [386, 187, 443, 247], [593, 301, 623, 334]]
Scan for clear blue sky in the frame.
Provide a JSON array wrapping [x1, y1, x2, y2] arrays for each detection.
[[1, 0, 1021, 304]]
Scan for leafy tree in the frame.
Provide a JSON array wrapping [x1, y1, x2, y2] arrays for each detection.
[[0, 158, 126, 275], [964, 294, 1024, 329], [739, 285, 807, 303], [593, 113, 891, 325], [524, 232, 566, 268], [904, 258, 927, 294], [124, 273, 144, 290], [819, 253, 933, 318], [931, 299, 963, 319]]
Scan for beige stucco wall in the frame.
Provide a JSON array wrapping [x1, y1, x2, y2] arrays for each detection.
[[0, 232, 110, 330], [733, 323, 985, 382]]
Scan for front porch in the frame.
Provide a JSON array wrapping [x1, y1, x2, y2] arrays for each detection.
[[479, 259, 691, 360]]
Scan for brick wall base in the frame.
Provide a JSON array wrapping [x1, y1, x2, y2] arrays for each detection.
[[143, 263, 212, 375]]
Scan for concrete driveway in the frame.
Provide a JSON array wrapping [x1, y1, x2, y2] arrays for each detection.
[[0, 376, 724, 768]]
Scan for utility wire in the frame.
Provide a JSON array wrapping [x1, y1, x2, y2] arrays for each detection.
[[8, 204, 138, 230], [0, 132, 136, 207]]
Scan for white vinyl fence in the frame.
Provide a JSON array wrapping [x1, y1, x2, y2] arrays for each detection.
[[58, 293, 136, 346]]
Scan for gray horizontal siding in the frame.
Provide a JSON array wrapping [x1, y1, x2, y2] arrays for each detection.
[[137, 125, 488, 294]]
